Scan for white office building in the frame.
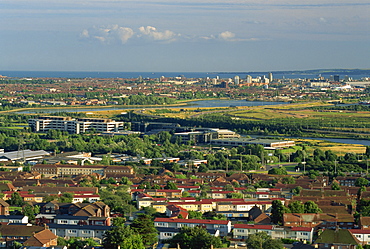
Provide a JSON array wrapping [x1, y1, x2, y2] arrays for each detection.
[[29, 116, 125, 134]]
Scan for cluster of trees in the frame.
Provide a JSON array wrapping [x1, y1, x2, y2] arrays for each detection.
[[245, 232, 283, 249], [57, 237, 100, 249], [165, 226, 224, 249], [99, 185, 137, 215], [103, 216, 157, 249], [271, 200, 322, 225], [116, 94, 176, 105]]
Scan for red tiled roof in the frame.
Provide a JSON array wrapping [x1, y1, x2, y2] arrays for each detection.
[[349, 229, 370, 234], [152, 198, 167, 201], [291, 227, 313, 231], [180, 197, 197, 201], [234, 224, 273, 230], [169, 200, 213, 205], [154, 217, 229, 225]]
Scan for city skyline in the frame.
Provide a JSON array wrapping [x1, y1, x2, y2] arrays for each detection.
[[1, 0, 369, 72]]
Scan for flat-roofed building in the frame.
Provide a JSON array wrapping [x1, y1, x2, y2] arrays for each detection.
[[33, 164, 133, 177], [210, 137, 295, 148], [28, 116, 125, 134]]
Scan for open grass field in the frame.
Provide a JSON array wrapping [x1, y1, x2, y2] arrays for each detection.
[[294, 139, 366, 156]]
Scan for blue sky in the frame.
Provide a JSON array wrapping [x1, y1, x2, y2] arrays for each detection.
[[1, 0, 369, 72]]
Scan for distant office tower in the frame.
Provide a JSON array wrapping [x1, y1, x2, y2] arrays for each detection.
[[220, 81, 229, 88], [246, 75, 252, 83], [334, 75, 340, 82], [262, 76, 270, 84], [344, 75, 351, 82], [234, 75, 240, 85], [268, 72, 273, 82], [212, 78, 218, 84]]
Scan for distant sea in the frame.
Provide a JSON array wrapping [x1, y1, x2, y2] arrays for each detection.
[[0, 70, 369, 80]]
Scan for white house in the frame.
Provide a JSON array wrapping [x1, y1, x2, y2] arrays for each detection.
[[154, 218, 231, 236]]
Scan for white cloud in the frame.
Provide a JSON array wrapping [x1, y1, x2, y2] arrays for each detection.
[[319, 17, 328, 23], [80, 25, 134, 44], [80, 29, 89, 38], [218, 31, 235, 40], [81, 25, 258, 44], [138, 26, 178, 42]]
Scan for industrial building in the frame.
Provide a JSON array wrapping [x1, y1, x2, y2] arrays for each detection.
[[210, 137, 295, 148], [0, 150, 50, 163]]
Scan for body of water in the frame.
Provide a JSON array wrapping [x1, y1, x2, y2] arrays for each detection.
[[1, 70, 368, 80], [14, 99, 285, 114]]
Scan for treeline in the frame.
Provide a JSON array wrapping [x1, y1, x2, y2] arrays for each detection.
[[116, 95, 176, 105], [120, 111, 370, 137], [23, 92, 76, 100], [310, 104, 370, 112], [0, 79, 57, 84]]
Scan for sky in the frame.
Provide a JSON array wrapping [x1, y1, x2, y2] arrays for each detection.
[[0, 0, 369, 72]]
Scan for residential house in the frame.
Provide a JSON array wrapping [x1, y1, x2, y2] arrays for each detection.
[[156, 227, 219, 241], [154, 217, 232, 236], [48, 223, 111, 241], [0, 215, 29, 224], [283, 213, 355, 230], [166, 204, 189, 219], [36, 214, 111, 227], [36, 202, 110, 217], [313, 229, 359, 248], [360, 217, 370, 229], [0, 199, 9, 215], [0, 224, 45, 248], [23, 229, 58, 247], [349, 229, 370, 245], [233, 224, 314, 243]]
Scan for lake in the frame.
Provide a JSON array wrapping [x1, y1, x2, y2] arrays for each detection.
[[14, 99, 285, 114]]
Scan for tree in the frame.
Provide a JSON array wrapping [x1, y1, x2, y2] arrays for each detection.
[[292, 186, 303, 195], [288, 201, 304, 213], [355, 177, 369, 187], [7, 192, 24, 206], [130, 215, 158, 247], [103, 222, 145, 249], [43, 194, 57, 202], [270, 200, 285, 225], [304, 201, 322, 213], [188, 211, 203, 219], [198, 164, 208, 173], [58, 192, 74, 203], [281, 176, 295, 184], [331, 181, 341, 190], [22, 204, 36, 221], [246, 232, 283, 249], [164, 181, 178, 190], [268, 167, 287, 175], [223, 184, 235, 191], [142, 206, 158, 217], [166, 226, 222, 249]]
